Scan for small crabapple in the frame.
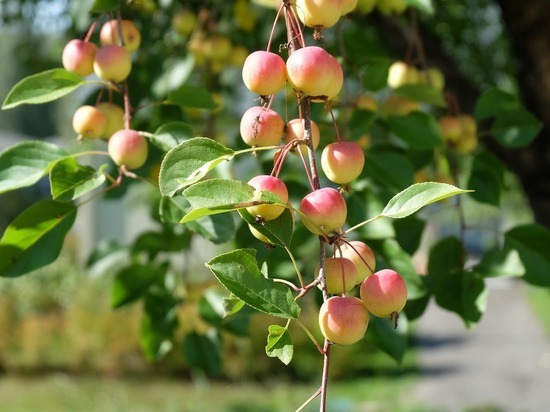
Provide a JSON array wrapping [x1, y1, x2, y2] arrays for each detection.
[[240, 106, 284, 147], [321, 141, 365, 184], [341, 0, 359, 15], [299, 187, 347, 236], [72, 105, 107, 139], [286, 46, 336, 97], [99, 19, 141, 53], [360, 269, 407, 318], [295, 0, 342, 29], [246, 175, 289, 221], [282, 118, 320, 155], [108, 129, 148, 170], [95, 102, 125, 139], [242, 51, 287, 96], [171, 10, 197, 35], [93, 45, 132, 83], [319, 296, 369, 345], [387, 61, 419, 88], [316, 257, 357, 295], [337, 240, 376, 284], [62, 39, 98, 77], [438, 116, 462, 143]]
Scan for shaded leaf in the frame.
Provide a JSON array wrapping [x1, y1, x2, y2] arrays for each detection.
[[476, 246, 525, 278], [111, 263, 165, 308], [474, 89, 519, 120], [365, 149, 415, 191], [183, 332, 222, 376], [239, 207, 294, 248], [150, 121, 193, 152], [505, 224, 550, 286], [167, 85, 218, 109], [386, 112, 443, 149], [2, 69, 84, 109], [467, 151, 504, 206], [0, 141, 68, 194], [491, 108, 542, 148], [0, 200, 77, 277], [206, 249, 300, 319], [393, 84, 445, 106], [367, 313, 408, 364], [89, 0, 120, 13]]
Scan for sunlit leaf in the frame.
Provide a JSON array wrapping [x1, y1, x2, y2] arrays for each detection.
[[265, 324, 293, 365], [206, 249, 301, 319], [2, 69, 84, 109], [50, 158, 106, 201]]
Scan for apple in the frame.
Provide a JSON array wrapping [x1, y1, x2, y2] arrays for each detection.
[[171, 10, 197, 36], [295, 0, 342, 29], [314, 54, 343, 101], [62, 39, 98, 77], [316, 257, 358, 294], [319, 296, 369, 345], [96, 102, 125, 139], [72, 105, 106, 139], [108, 129, 148, 169], [337, 240, 376, 284], [321, 141, 365, 184], [354, 94, 378, 112], [454, 131, 478, 154], [420, 67, 445, 91], [242, 50, 287, 96], [380, 94, 420, 117], [93, 45, 132, 83], [341, 0, 358, 15], [360, 269, 407, 318], [286, 46, 336, 97], [240, 106, 284, 147], [299, 187, 347, 236], [387, 61, 419, 88], [282, 118, 320, 155], [203, 35, 232, 62], [99, 19, 141, 53], [246, 175, 289, 221], [438, 116, 462, 143]]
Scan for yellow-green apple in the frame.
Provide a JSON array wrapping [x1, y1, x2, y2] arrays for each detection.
[[96, 102, 125, 140], [99, 19, 141, 53], [246, 174, 289, 221], [319, 296, 369, 345], [282, 118, 320, 155], [93, 44, 132, 83], [316, 257, 358, 294], [321, 141, 365, 184], [108, 129, 148, 169], [337, 240, 376, 284], [72, 105, 107, 139]]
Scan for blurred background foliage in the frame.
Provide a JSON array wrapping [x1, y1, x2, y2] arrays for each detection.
[[0, 0, 548, 389]]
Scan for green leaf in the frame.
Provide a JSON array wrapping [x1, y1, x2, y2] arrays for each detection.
[[89, 0, 120, 13], [0, 200, 77, 277], [347, 190, 395, 239], [505, 224, 550, 286], [50, 158, 106, 201], [467, 151, 504, 206], [239, 207, 294, 248], [0, 141, 68, 194], [2, 69, 85, 109], [381, 182, 471, 219], [406, 0, 434, 14], [367, 314, 409, 364], [365, 149, 415, 191], [223, 294, 246, 316], [476, 246, 525, 278], [376, 238, 425, 300], [361, 59, 393, 91], [349, 109, 377, 140], [386, 112, 443, 149], [491, 108, 542, 148], [393, 84, 445, 106], [427, 236, 487, 327], [111, 263, 164, 308], [166, 85, 218, 109], [181, 178, 285, 224], [159, 137, 234, 197], [265, 324, 293, 365], [151, 122, 193, 152], [393, 216, 426, 255], [474, 89, 519, 120], [206, 249, 301, 319], [183, 332, 222, 376], [199, 290, 250, 336]]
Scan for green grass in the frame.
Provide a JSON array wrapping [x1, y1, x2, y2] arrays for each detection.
[[0, 372, 424, 412]]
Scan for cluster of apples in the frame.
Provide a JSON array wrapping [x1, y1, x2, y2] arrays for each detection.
[[238, 12, 406, 345], [387, 60, 445, 91], [61, 18, 148, 170], [438, 114, 478, 154]]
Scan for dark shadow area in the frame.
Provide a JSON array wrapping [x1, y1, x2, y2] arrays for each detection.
[[411, 334, 466, 349]]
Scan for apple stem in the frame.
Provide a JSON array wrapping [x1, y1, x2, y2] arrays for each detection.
[[122, 81, 132, 129], [84, 19, 98, 43], [340, 238, 375, 274], [266, 1, 286, 52], [325, 101, 342, 143]]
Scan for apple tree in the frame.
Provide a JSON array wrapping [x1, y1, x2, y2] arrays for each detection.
[[0, 0, 548, 410]]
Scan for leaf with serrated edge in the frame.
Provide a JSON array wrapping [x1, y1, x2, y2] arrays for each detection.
[[2, 69, 84, 109], [381, 182, 471, 219], [265, 324, 293, 365], [159, 138, 234, 197], [206, 249, 300, 319]]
